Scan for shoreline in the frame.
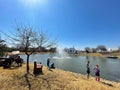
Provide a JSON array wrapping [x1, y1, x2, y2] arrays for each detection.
[[0, 63, 120, 90], [22, 61, 120, 82], [5, 52, 120, 59], [60, 69, 120, 83]]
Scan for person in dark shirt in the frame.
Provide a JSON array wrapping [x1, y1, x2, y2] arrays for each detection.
[[47, 57, 50, 69], [86, 61, 90, 79]]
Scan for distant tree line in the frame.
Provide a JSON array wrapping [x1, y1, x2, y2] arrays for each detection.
[[84, 45, 120, 53], [15, 44, 56, 52], [0, 41, 56, 57], [85, 45, 107, 53]]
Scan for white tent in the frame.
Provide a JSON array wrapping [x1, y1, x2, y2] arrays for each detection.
[[12, 51, 20, 55]]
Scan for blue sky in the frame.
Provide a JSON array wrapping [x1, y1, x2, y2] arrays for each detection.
[[0, 0, 120, 50]]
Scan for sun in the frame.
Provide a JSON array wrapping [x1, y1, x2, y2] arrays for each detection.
[[19, 0, 47, 7], [25, 0, 44, 5]]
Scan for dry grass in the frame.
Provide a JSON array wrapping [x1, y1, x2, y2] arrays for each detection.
[[80, 53, 104, 57], [79, 53, 120, 59], [0, 64, 120, 90], [110, 53, 120, 59]]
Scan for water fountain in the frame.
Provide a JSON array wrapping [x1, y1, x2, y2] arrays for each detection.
[[53, 48, 70, 59]]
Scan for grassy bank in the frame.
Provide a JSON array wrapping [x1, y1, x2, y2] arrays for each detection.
[[0, 64, 120, 90], [79, 53, 105, 57], [79, 53, 120, 59]]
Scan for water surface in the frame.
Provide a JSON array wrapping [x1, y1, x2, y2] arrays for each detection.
[[20, 53, 120, 82]]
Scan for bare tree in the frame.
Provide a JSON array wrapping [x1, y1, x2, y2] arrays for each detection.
[[91, 48, 97, 53], [85, 47, 91, 53], [97, 45, 107, 52], [10, 25, 57, 73], [0, 36, 6, 57]]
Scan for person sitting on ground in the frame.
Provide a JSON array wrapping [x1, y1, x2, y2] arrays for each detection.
[[50, 63, 55, 69], [16, 55, 22, 67]]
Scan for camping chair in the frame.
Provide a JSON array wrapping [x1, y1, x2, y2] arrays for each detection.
[[33, 61, 43, 75]]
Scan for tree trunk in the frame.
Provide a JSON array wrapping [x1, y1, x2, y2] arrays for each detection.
[[27, 55, 30, 73]]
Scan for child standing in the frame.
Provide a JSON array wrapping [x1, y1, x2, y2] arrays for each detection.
[[94, 64, 100, 82]]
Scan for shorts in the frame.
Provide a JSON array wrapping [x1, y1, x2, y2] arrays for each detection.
[[87, 70, 90, 74], [95, 73, 100, 76]]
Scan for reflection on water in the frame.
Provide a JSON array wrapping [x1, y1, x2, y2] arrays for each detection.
[[20, 53, 120, 82]]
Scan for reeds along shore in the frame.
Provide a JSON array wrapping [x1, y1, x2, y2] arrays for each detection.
[[0, 63, 120, 90]]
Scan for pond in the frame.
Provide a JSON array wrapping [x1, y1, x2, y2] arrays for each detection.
[[20, 53, 120, 82]]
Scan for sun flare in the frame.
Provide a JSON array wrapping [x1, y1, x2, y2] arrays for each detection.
[[19, 0, 47, 7]]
